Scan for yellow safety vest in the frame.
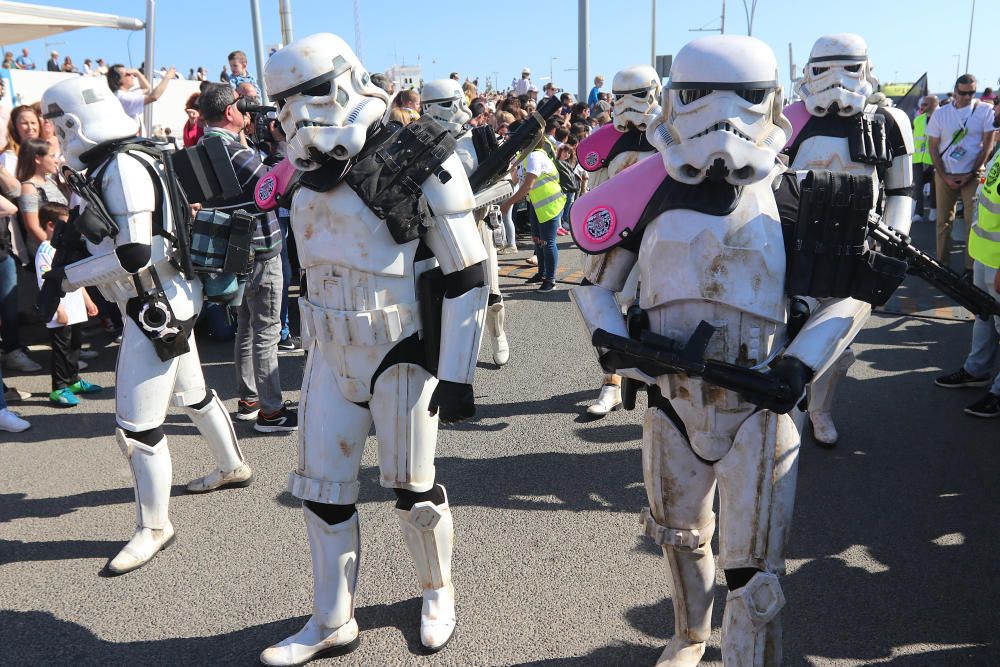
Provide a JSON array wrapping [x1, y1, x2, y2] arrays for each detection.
[[523, 149, 566, 222], [912, 113, 932, 166], [971, 154, 1000, 268]]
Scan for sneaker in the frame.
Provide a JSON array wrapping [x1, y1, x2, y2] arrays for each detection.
[[556, 227, 569, 236], [0, 408, 30, 432], [278, 336, 301, 354], [3, 348, 41, 373], [79, 349, 99, 360], [526, 272, 544, 284], [3, 386, 30, 402], [255, 404, 298, 433], [49, 387, 80, 406], [497, 245, 518, 255], [934, 368, 991, 389], [78, 360, 88, 371], [911, 213, 924, 223], [539, 279, 556, 292], [69, 379, 103, 394], [236, 399, 260, 421], [526, 255, 538, 266], [965, 392, 1000, 418]]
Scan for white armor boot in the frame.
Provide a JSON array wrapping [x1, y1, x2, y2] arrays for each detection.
[[487, 299, 509, 366], [587, 383, 622, 416], [807, 348, 855, 446], [396, 486, 456, 651], [260, 508, 361, 666], [184, 390, 254, 492], [107, 429, 174, 575], [721, 571, 785, 666]]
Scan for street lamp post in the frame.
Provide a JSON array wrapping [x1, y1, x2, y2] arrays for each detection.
[[953, 53, 961, 81], [550, 56, 558, 87]]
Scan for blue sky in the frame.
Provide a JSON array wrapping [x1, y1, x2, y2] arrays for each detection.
[[2, 0, 997, 97]]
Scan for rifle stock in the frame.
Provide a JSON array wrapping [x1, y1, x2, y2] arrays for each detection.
[[467, 96, 562, 192]]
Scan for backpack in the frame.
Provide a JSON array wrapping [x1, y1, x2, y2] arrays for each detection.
[[555, 158, 580, 195]]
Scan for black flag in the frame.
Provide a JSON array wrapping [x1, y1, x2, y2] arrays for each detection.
[[895, 73, 928, 121]]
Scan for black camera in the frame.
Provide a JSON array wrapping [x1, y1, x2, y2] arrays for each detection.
[[236, 98, 280, 148]]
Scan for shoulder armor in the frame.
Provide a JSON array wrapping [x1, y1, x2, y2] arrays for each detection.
[[576, 124, 623, 172], [877, 105, 914, 156], [423, 152, 476, 217], [255, 157, 302, 211], [101, 152, 157, 217], [782, 101, 811, 147], [454, 132, 478, 176]]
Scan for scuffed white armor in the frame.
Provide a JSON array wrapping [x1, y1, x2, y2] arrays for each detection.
[[41, 77, 251, 575], [263, 36, 487, 662], [571, 35, 871, 666]]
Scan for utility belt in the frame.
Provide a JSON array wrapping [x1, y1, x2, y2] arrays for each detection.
[[123, 263, 196, 361], [190, 208, 256, 304], [299, 298, 420, 349]]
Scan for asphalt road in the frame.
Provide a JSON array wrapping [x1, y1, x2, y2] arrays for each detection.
[[0, 222, 997, 666]]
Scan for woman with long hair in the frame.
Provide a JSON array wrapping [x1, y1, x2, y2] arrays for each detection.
[[31, 101, 62, 160], [1, 105, 41, 173], [16, 138, 67, 250]]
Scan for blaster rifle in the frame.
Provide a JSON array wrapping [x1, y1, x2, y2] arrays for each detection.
[[867, 214, 1000, 320], [592, 322, 800, 411], [467, 96, 562, 192], [36, 216, 89, 322]]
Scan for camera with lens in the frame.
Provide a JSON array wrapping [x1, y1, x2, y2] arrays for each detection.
[[236, 98, 280, 151]]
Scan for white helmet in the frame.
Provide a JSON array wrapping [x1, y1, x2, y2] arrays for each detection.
[[420, 78, 472, 135], [795, 33, 877, 117], [264, 32, 389, 170], [648, 35, 790, 186], [40, 76, 138, 171], [611, 65, 661, 132]]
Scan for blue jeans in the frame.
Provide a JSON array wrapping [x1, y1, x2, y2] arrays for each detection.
[[278, 212, 292, 341], [561, 192, 575, 230], [502, 206, 517, 248], [0, 363, 7, 410], [963, 260, 1000, 395], [530, 205, 560, 281], [0, 255, 20, 353]]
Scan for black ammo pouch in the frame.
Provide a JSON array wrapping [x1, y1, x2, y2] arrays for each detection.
[[787, 171, 906, 306], [417, 266, 445, 373], [848, 112, 891, 166], [471, 125, 499, 165], [343, 115, 457, 244], [170, 136, 242, 207], [62, 167, 119, 244], [125, 269, 195, 361]]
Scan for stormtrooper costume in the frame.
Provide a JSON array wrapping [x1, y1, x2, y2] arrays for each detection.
[[576, 65, 662, 416], [785, 33, 914, 445], [423, 78, 510, 366], [258, 34, 487, 665], [40, 77, 252, 575], [570, 36, 876, 665]]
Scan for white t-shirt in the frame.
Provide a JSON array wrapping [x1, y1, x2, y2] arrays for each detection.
[[116, 89, 146, 133], [513, 78, 531, 97], [35, 240, 87, 328], [518, 150, 556, 181], [925, 100, 996, 174]]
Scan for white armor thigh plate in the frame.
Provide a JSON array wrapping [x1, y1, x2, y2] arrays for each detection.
[[477, 219, 500, 296], [370, 363, 439, 493], [714, 409, 800, 573], [292, 185, 417, 275]]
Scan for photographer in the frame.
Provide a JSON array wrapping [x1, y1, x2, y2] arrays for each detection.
[[198, 83, 295, 432]]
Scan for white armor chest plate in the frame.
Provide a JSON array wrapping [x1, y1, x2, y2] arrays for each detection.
[[790, 135, 882, 196]]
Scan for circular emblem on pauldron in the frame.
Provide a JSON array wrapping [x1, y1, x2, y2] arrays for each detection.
[[584, 206, 616, 242], [256, 176, 275, 204], [585, 151, 600, 169]]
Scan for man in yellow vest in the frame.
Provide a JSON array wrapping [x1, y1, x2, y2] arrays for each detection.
[[934, 151, 1000, 417], [500, 135, 567, 292], [912, 95, 938, 222]]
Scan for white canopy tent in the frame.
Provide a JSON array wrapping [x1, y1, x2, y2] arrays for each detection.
[[0, 1, 144, 44]]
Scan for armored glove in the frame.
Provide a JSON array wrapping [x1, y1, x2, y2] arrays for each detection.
[[428, 380, 476, 424], [739, 356, 813, 415]]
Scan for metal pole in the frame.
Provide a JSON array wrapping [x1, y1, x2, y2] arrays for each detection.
[[142, 0, 154, 136], [279, 0, 294, 46], [651, 0, 656, 67], [964, 0, 975, 75], [249, 0, 269, 102], [721, 0, 726, 34], [954, 54, 961, 82], [578, 0, 589, 103]]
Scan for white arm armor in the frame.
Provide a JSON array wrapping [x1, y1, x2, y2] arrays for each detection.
[[422, 161, 490, 384], [583, 246, 637, 292], [883, 154, 914, 236], [63, 248, 128, 290], [783, 296, 870, 379]]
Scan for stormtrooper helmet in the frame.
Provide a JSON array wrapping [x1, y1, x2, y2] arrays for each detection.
[[40, 76, 139, 171], [611, 65, 662, 132], [421, 78, 472, 135], [265, 32, 390, 170], [795, 33, 876, 117], [648, 35, 791, 186]]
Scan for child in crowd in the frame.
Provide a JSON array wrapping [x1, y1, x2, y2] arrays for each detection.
[[35, 202, 103, 406]]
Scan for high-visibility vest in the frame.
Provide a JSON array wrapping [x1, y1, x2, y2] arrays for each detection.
[[971, 154, 1000, 268], [523, 149, 566, 222], [912, 113, 932, 166]]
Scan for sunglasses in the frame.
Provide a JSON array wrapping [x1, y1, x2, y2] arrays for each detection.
[[955, 89, 976, 97]]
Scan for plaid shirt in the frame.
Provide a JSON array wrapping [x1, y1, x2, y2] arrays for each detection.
[[199, 127, 282, 260]]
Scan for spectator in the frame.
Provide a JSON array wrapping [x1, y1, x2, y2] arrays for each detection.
[[82, 58, 94, 76], [0, 356, 31, 432], [594, 91, 612, 118], [555, 143, 580, 236], [226, 50, 258, 91], [450, 72, 460, 81], [182, 93, 204, 148], [32, 102, 62, 161], [912, 95, 939, 223], [195, 66, 207, 81], [0, 172, 38, 381], [1, 105, 41, 175], [982, 87, 995, 103], [14, 48, 34, 71], [2, 53, 15, 70], [463, 81, 478, 104], [107, 63, 175, 134], [926, 74, 996, 269], [500, 122, 567, 292], [588, 75, 604, 108], [527, 84, 538, 102], [235, 81, 259, 101], [569, 101, 590, 126], [46, 51, 60, 72], [370, 72, 394, 95], [61, 56, 77, 74], [16, 137, 68, 252], [95, 58, 108, 76], [543, 82, 558, 100], [394, 89, 421, 123], [34, 202, 103, 406], [198, 83, 295, 432], [513, 68, 532, 96], [559, 92, 574, 116]]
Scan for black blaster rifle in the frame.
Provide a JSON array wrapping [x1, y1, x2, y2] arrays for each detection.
[[867, 214, 1000, 320], [36, 213, 90, 322], [593, 321, 803, 414], [467, 95, 562, 192]]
